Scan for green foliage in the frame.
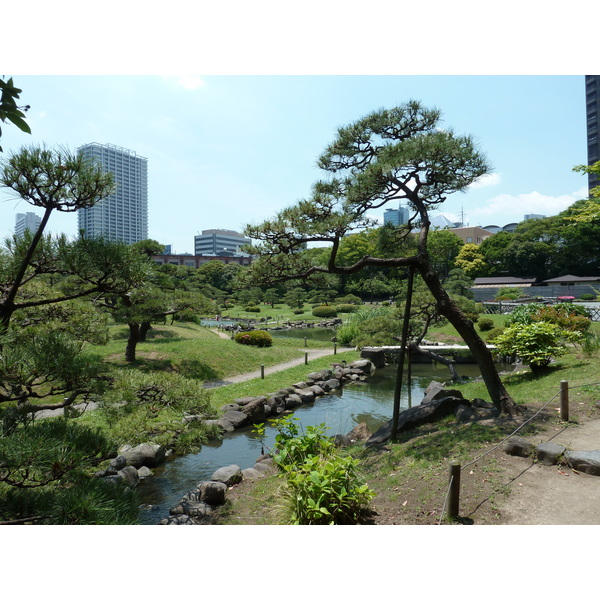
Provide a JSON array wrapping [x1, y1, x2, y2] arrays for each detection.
[[506, 302, 591, 333], [486, 327, 505, 343], [477, 317, 494, 332], [334, 303, 360, 313], [0, 77, 31, 151], [493, 321, 581, 373], [244, 305, 261, 313], [336, 306, 393, 346], [234, 329, 273, 347], [580, 293, 595, 301], [271, 416, 375, 525], [99, 370, 214, 450], [312, 306, 338, 318]]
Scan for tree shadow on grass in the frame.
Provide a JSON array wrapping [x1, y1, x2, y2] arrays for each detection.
[[113, 357, 220, 381]]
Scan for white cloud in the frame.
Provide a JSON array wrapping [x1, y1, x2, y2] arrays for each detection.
[[468, 187, 589, 225], [468, 172, 502, 190]]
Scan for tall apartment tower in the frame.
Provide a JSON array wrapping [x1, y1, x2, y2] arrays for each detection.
[[77, 143, 148, 244], [14, 212, 42, 237], [586, 75, 600, 191]]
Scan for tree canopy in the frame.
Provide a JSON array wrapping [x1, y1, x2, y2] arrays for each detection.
[[245, 101, 520, 417]]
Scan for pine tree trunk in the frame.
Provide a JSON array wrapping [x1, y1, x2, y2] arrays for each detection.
[[419, 266, 522, 417], [125, 322, 140, 362], [139, 321, 152, 341]]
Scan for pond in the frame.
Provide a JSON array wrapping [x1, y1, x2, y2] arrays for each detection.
[[135, 359, 483, 524]]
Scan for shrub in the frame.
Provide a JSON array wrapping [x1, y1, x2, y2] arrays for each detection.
[[244, 306, 261, 313], [493, 321, 582, 373], [233, 329, 273, 347], [506, 302, 591, 333], [580, 294, 595, 301], [271, 416, 375, 525], [312, 306, 338, 318], [293, 309, 304, 315], [477, 317, 494, 332], [334, 303, 359, 314], [486, 327, 505, 343]]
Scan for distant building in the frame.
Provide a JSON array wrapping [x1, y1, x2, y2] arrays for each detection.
[[524, 214, 546, 220], [449, 226, 494, 245], [383, 203, 409, 226], [194, 229, 251, 255], [14, 212, 41, 237], [77, 143, 148, 244], [586, 75, 600, 191], [152, 253, 252, 268], [429, 214, 458, 229]]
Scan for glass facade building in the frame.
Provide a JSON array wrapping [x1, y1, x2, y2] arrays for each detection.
[[586, 75, 600, 191]]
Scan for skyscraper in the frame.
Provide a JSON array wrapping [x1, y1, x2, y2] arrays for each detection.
[[586, 75, 600, 191], [14, 212, 42, 238], [77, 143, 148, 244], [383, 202, 409, 226]]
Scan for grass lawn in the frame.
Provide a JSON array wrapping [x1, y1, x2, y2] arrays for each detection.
[[220, 302, 345, 325], [84, 321, 335, 382]]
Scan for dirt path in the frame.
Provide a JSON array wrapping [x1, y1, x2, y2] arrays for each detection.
[[492, 418, 600, 525]]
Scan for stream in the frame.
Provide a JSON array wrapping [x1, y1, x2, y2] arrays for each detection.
[[136, 353, 484, 524]]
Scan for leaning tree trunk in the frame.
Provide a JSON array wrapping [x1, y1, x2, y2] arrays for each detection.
[[139, 321, 152, 341], [418, 265, 522, 417]]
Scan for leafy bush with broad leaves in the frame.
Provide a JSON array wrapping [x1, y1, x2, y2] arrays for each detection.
[[268, 416, 374, 525], [312, 306, 338, 318], [493, 321, 582, 373], [233, 329, 273, 347], [506, 302, 591, 333]]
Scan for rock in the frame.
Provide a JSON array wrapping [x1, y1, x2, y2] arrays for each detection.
[[285, 394, 303, 408], [320, 379, 341, 392], [197, 481, 228, 505], [472, 398, 495, 410], [221, 409, 249, 429], [211, 464, 243, 486], [137, 466, 153, 479], [360, 348, 387, 368], [455, 404, 477, 423], [349, 359, 375, 374], [503, 436, 535, 458], [536, 442, 565, 466], [366, 396, 472, 445], [242, 467, 265, 479], [347, 422, 371, 443], [296, 389, 316, 403], [170, 500, 213, 518], [117, 465, 140, 488], [240, 397, 269, 424], [235, 396, 259, 406], [121, 443, 166, 468], [422, 386, 464, 405], [307, 385, 325, 396], [564, 450, 600, 476], [110, 455, 127, 470], [332, 434, 352, 447], [252, 461, 274, 474], [159, 514, 196, 525]]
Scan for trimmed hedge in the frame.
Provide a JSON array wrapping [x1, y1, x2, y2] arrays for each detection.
[[312, 306, 338, 318], [334, 304, 360, 314], [234, 330, 273, 347]]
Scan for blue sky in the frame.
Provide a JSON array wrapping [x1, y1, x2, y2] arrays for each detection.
[[0, 75, 590, 254]]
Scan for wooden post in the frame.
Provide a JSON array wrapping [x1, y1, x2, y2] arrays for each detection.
[[261, 364, 265, 379], [560, 380, 569, 422], [447, 461, 461, 519], [334, 342, 337, 355], [304, 336, 307, 347], [305, 351, 308, 365]]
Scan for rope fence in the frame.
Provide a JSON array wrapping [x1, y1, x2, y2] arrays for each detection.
[[438, 379, 600, 524]]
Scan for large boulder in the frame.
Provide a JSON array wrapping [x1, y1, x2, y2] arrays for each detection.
[[366, 396, 471, 445], [240, 397, 269, 423], [197, 481, 228, 505], [121, 443, 167, 468], [211, 464, 243, 486], [360, 348, 386, 369]]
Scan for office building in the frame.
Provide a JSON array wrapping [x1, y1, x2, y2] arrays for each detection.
[[586, 75, 600, 191], [383, 203, 409, 226], [194, 229, 251, 255], [14, 212, 41, 237], [77, 143, 148, 244]]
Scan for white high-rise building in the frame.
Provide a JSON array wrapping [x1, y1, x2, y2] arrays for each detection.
[[77, 143, 148, 244], [194, 229, 251, 255], [14, 212, 42, 237]]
